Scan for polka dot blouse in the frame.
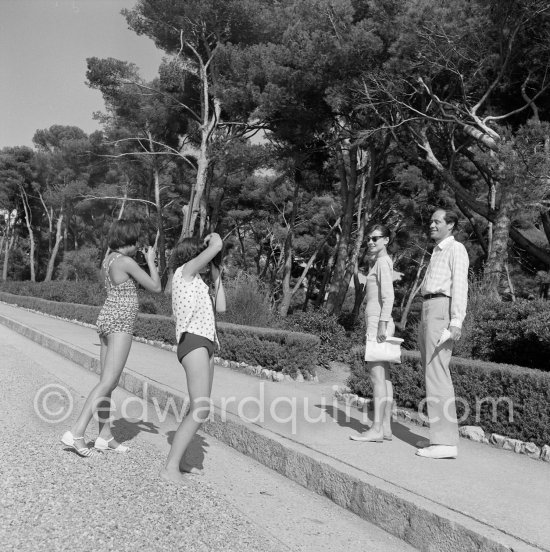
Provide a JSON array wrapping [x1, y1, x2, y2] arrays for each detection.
[[172, 265, 217, 345]]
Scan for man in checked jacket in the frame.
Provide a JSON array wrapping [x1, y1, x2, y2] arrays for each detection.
[[416, 209, 469, 459]]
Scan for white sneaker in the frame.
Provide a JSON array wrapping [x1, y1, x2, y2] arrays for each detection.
[[415, 445, 457, 459]]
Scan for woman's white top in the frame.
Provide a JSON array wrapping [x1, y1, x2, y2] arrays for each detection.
[[172, 265, 217, 345]]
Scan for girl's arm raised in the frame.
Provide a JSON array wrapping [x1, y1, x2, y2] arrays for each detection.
[[123, 245, 162, 292], [181, 233, 223, 278]]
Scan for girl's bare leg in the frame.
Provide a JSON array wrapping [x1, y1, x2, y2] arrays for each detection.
[[160, 348, 214, 484], [70, 333, 132, 450]]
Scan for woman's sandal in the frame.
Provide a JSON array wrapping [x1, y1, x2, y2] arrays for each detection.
[[349, 432, 383, 442], [94, 436, 129, 453], [61, 431, 100, 457]]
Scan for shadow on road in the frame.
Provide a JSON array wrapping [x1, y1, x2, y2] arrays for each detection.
[[111, 417, 159, 444], [317, 404, 425, 447], [165, 431, 208, 471]]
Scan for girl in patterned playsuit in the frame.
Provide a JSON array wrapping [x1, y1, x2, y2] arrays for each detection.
[[61, 220, 162, 457], [160, 232, 226, 484]]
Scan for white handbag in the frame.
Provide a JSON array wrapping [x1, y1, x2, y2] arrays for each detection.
[[364, 337, 404, 363]]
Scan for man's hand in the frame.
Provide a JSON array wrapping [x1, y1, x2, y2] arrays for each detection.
[[449, 325, 462, 341]]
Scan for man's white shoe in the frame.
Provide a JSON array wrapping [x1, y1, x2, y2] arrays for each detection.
[[415, 445, 457, 459]]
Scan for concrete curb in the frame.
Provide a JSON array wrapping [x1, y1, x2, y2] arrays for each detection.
[[1, 312, 544, 552]]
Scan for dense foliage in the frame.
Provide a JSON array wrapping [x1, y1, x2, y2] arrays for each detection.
[[2, 0, 550, 332]]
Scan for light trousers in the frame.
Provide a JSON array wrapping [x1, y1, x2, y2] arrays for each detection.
[[417, 297, 459, 446]]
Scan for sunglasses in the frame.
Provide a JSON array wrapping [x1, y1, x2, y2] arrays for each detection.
[[367, 235, 384, 243]]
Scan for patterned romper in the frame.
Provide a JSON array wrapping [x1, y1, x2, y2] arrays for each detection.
[[96, 253, 139, 337]]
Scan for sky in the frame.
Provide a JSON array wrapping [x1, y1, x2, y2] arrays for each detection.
[[0, 0, 165, 149]]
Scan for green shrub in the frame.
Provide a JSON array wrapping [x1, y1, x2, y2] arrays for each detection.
[[0, 280, 105, 306], [56, 247, 101, 281], [456, 298, 550, 370], [0, 291, 318, 377], [218, 322, 319, 377], [283, 309, 349, 367], [347, 348, 550, 446], [0, 279, 173, 316], [217, 271, 275, 327]]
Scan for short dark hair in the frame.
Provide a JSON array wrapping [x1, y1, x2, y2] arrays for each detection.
[[108, 219, 141, 250], [367, 223, 391, 239], [170, 237, 207, 270], [434, 209, 460, 233]]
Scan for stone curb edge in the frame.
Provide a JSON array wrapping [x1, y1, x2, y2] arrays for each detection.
[[334, 387, 550, 464], [0, 312, 543, 552]]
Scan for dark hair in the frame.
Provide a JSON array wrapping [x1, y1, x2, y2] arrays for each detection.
[[170, 237, 207, 270], [367, 224, 391, 239], [108, 219, 141, 250], [434, 208, 459, 233]]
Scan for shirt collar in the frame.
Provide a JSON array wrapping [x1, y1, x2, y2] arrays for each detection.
[[435, 235, 455, 251]]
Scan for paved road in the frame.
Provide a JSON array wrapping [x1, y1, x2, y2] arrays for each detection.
[[0, 325, 414, 552]]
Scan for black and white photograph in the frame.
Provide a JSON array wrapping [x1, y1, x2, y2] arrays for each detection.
[[1, 1, 550, 550]]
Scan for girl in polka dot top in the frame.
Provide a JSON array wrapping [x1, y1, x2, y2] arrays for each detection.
[[160, 233, 226, 484]]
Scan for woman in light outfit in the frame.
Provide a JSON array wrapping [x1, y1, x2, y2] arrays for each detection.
[[350, 224, 395, 443], [160, 233, 226, 484]]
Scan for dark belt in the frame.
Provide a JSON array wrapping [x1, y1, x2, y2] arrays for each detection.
[[423, 293, 450, 300]]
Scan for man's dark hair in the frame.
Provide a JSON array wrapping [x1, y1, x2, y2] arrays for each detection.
[[108, 219, 141, 250], [434, 208, 459, 233], [442, 209, 459, 233]]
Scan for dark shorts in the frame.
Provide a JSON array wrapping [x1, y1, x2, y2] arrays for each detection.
[[177, 332, 215, 363]]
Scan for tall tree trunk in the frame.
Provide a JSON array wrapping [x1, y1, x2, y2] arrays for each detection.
[[208, 188, 224, 233], [150, 164, 167, 289], [541, 209, 550, 244], [487, 181, 497, 256], [118, 179, 129, 220], [504, 262, 516, 302], [278, 181, 300, 317], [44, 213, 64, 282], [325, 144, 359, 314], [348, 148, 375, 324], [2, 225, 13, 281], [236, 226, 248, 270], [19, 187, 36, 282], [456, 197, 488, 256], [314, 248, 336, 309], [483, 187, 512, 297], [38, 192, 53, 255], [181, 58, 221, 238]]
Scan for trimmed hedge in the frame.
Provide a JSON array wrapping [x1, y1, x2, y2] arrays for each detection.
[[455, 298, 550, 370], [216, 322, 319, 377], [347, 348, 550, 447], [0, 280, 173, 315], [0, 291, 319, 377], [0, 280, 106, 306]]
